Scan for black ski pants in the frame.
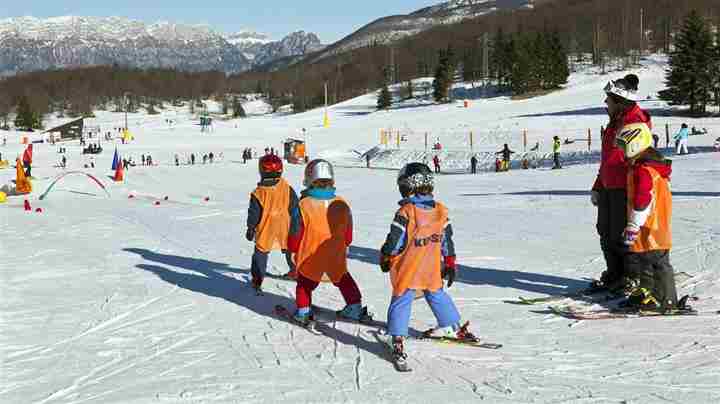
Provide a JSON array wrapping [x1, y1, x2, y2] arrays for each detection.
[[625, 250, 678, 308], [596, 188, 628, 283]]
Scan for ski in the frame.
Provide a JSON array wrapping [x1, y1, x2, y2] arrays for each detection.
[[506, 272, 694, 305], [311, 304, 383, 327], [547, 304, 714, 320], [273, 304, 322, 335], [416, 335, 503, 349], [372, 331, 411, 372], [504, 286, 615, 305]]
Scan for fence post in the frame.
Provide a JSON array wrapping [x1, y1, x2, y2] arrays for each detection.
[[523, 130, 527, 152], [470, 131, 474, 151], [396, 132, 400, 149], [665, 123, 670, 148], [425, 132, 428, 152]]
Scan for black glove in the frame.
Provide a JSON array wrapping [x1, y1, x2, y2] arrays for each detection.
[[245, 228, 256, 242], [442, 266, 456, 288], [380, 255, 392, 273]]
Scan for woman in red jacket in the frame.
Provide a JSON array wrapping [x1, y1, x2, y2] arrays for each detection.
[[591, 74, 651, 292]]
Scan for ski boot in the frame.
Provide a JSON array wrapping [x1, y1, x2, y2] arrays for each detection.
[[617, 287, 661, 313], [454, 321, 480, 342], [292, 308, 314, 327], [337, 303, 373, 323], [390, 336, 410, 372], [423, 321, 479, 342], [251, 277, 263, 296]]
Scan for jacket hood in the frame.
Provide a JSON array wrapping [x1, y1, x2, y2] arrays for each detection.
[[623, 104, 652, 129], [637, 149, 671, 179]]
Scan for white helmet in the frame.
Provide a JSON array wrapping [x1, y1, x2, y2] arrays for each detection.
[[304, 159, 334, 187], [604, 74, 640, 102]]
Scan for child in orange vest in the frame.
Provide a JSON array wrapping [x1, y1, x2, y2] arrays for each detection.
[[246, 154, 299, 293], [287, 159, 369, 324], [616, 123, 685, 312], [379, 162, 478, 366]]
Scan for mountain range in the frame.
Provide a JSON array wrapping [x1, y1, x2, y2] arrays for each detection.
[[0, 1, 534, 76]]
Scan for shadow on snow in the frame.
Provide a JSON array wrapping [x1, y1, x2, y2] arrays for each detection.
[[123, 248, 393, 365], [348, 245, 588, 296]]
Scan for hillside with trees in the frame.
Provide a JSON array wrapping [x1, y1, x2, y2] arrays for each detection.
[[1, 0, 718, 128]]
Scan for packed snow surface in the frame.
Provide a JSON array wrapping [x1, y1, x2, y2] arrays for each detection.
[[1, 55, 719, 403]]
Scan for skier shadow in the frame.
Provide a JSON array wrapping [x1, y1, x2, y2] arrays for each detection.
[[124, 248, 394, 365], [349, 245, 587, 296], [456, 264, 589, 296]]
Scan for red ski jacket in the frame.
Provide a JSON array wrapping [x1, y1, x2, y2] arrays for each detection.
[[593, 104, 652, 190]]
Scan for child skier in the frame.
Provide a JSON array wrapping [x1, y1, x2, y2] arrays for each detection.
[[379, 162, 478, 368], [246, 154, 299, 293], [287, 159, 369, 324], [615, 123, 685, 312]]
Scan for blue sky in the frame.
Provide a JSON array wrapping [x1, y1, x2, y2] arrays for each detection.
[[2, 1, 441, 42]]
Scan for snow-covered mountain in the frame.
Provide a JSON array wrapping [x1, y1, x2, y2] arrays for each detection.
[[0, 17, 323, 75], [0, 16, 250, 75], [225, 30, 323, 66], [313, 0, 534, 62]]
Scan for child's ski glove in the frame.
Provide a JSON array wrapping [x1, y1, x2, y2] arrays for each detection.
[[442, 256, 457, 288], [380, 255, 392, 273], [245, 228, 256, 242], [622, 223, 640, 246]]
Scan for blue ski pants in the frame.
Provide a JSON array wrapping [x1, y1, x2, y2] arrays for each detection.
[[387, 288, 461, 337]]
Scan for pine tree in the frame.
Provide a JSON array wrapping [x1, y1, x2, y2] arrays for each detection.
[[659, 11, 715, 115], [377, 67, 393, 110], [548, 31, 570, 89], [433, 46, 455, 103], [14, 96, 41, 130]]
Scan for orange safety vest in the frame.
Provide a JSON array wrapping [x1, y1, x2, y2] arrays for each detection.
[[389, 202, 448, 297], [627, 165, 672, 253], [252, 178, 291, 253], [295, 197, 352, 283]]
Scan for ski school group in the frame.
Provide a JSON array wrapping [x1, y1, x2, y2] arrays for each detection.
[[242, 74, 696, 371]]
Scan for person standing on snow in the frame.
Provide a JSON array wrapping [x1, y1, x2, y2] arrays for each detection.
[[552, 136, 562, 169], [591, 73, 651, 293], [286, 159, 369, 324], [673, 123, 689, 155], [379, 162, 479, 370], [246, 154, 299, 293], [495, 144, 514, 171], [470, 154, 478, 174], [615, 123, 687, 312], [432, 155, 441, 173]]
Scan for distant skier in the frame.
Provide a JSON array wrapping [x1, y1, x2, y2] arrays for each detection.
[[246, 154, 299, 293], [470, 154, 478, 174], [615, 123, 684, 312], [591, 73, 651, 293], [495, 144, 514, 171], [552, 136, 562, 169], [379, 162, 479, 369], [432, 155, 441, 173], [673, 123, 689, 155], [287, 159, 368, 324]]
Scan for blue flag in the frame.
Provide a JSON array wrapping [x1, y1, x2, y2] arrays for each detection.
[[111, 148, 119, 170]]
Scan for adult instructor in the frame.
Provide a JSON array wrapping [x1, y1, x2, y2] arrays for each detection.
[[591, 74, 651, 292]]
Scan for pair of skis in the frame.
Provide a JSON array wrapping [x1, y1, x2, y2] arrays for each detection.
[[274, 304, 502, 372]]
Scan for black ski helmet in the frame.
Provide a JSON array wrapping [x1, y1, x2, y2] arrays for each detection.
[[397, 162, 434, 197]]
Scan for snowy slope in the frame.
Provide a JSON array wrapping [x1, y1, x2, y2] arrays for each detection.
[[1, 56, 719, 403]]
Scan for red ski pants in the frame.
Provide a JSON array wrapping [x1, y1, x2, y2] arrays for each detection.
[[296, 272, 361, 309]]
